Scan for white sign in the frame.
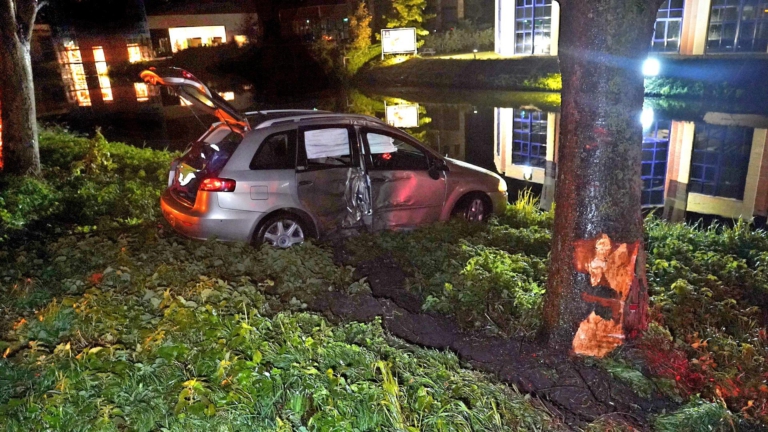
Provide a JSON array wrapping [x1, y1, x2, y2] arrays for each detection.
[[386, 104, 419, 128], [381, 28, 417, 55]]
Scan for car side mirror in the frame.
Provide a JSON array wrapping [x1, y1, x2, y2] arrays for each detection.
[[428, 158, 447, 180]]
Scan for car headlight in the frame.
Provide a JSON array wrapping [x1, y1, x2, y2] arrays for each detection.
[[498, 178, 508, 193]]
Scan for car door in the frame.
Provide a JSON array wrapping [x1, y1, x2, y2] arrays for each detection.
[[360, 127, 446, 230], [295, 124, 369, 236]]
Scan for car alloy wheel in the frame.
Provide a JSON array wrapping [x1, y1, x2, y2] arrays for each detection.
[[262, 218, 305, 248], [464, 197, 485, 222]]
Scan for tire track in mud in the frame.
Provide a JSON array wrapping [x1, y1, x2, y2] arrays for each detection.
[[310, 258, 676, 430]]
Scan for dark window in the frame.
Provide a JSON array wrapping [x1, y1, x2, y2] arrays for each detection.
[[363, 131, 430, 171], [297, 126, 356, 170], [707, 0, 768, 53], [641, 122, 671, 207], [512, 109, 547, 168], [250, 131, 297, 170], [689, 124, 752, 199], [515, 0, 552, 55], [651, 0, 684, 52]]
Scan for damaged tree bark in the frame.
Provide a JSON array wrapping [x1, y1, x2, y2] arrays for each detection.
[[0, 0, 44, 175], [543, 0, 664, 357]]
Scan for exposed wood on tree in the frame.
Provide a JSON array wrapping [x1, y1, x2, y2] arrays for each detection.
[[543, 0, 664, 356], [0, 0, 45, 175]]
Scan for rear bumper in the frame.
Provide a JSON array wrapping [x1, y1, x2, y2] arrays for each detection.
[[488, 191, 508, 216], [160, 189, 260, 242]]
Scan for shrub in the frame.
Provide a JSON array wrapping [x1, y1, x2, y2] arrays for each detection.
[[422, 28, 494, 54]]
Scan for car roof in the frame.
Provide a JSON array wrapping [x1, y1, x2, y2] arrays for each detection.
[[244, 110, 387, 129]]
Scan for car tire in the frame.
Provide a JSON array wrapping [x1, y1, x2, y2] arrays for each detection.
[[254, 213, 307, 248], [452, 193, 491, 223]]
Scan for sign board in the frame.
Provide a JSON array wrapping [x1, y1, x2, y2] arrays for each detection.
[[385, 104, 419, 128], [381, 28, 417, 56]]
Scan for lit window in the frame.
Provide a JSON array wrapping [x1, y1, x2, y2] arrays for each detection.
[[168, 26, 227, 53], [234, 35, 248, 47], [650, 0, 684, 52], [127, 43, 143, 63], [511, 109, 547, 168], [218, 91, 235, 101], [641, 121, 671, 207], [93, 47, 113, 102], [134, 82, 149, 102], [514, 0, 553, 55], [707, 0, 768, 53], [689, 124, 753, 199]]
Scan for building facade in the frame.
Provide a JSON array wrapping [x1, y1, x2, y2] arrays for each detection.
[[495, 0, 768, 56], [494, 108, 768, 221]]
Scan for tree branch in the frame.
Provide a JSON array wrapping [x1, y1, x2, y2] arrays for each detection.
[[16, 0, 45, 43]]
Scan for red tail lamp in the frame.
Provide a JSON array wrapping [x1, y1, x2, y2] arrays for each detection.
[[200, 178, 236, 192]]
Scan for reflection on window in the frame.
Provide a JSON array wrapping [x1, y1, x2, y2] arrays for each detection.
[[641, 122, 670, 207], [689, 124, 752, 199], [61, 43, 91, 106], [134, 82, 149, 102], [651, 0, 684, 52], [512, 109, 547, 168], [707, 0, 768, 53], [92, 47, 113, 102], [514, 0, 552, 55]]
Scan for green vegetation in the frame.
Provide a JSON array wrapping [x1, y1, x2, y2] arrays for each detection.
[[3, 129, 768, 429], [343, 193, 768, 427], [421, 28, 494, 55], [385, 0, 433, 37], [0, 127, 174, 240]]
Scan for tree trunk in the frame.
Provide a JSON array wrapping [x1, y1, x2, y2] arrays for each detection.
[[0, 0, 41, 176], [543, 0, 663, 357]]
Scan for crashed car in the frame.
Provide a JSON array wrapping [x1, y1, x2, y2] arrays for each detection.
[[141, 68, 508, 247]]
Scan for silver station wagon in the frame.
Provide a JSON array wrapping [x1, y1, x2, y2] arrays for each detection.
[[142, 68, 508, 247]]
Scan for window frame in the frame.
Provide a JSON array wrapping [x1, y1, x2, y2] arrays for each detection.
[[360, 127, 433, 171], [297, 124, 359, 171]]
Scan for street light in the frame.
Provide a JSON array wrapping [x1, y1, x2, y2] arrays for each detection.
[[473, 48, 478, 59], [642, 58, 660, 77], [523, 166, 533, 181]]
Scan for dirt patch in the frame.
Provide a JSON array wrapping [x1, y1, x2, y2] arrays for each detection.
[[313, 254, 677, 429]]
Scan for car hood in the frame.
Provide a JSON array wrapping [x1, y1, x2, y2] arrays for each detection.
[[445, 157, 503, 181], [140, 67, 249, 131]]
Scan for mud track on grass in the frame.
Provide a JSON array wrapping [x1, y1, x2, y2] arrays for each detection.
[[310, 255, 677, 430]]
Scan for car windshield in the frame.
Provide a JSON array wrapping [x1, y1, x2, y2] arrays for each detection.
[[170, 127, 242, 204]]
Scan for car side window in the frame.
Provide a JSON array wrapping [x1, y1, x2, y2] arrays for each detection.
[[363, 131, 430, 171], [297, 126, 355, 170], [250, 130, 297, 170]]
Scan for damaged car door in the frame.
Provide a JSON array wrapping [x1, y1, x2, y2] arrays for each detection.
[[296, 125, 370, 236], [361, 128, 447, 230]]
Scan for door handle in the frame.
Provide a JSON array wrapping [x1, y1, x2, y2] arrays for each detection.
[[298, 180, 314, 186]]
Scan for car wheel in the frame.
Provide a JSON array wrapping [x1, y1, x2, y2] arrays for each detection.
[[255, 214, 307, 248], [454, 194, 489, 222]]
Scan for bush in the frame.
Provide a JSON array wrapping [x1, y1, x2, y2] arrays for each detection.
[[421, 28, 494, 54], [1, 128, 176, 239]]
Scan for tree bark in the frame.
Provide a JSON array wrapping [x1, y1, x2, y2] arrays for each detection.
[[543, 0, 663, 357], [0, 0, 42, 176]]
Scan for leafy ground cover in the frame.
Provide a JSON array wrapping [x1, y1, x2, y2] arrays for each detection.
[[2, 129, 767, 430], [342, 193, 768, 430]]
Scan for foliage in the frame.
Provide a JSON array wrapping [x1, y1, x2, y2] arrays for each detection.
[[0, 227, 558, 431], [421, 28, 494, 54], [0, 127, 175, 240], [348, 0, 372, 52], [654, 398, 734, 432], [386, 0, 433, 36], [310, 2, 379, 80]]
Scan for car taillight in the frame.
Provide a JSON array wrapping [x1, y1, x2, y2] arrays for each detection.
[[199, 178, 236, 192]]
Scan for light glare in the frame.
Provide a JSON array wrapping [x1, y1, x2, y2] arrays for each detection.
[[642, 58, 660, 77]]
